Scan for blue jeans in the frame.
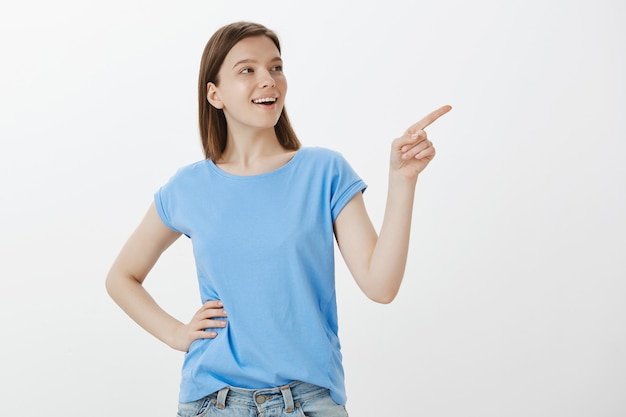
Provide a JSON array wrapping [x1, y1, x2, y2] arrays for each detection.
[[176, 381, 349, 417]]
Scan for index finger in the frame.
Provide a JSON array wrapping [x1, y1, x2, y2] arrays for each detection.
[[407, 105, 452, 133], [203, 300, 223, 308]]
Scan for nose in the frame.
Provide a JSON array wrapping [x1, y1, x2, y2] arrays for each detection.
[[258, 69, 276, 88]]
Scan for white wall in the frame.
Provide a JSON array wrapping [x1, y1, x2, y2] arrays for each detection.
[[1, 0, 624, 415]]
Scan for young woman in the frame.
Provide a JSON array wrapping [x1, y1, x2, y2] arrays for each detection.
[[106, 21, 451, 417]]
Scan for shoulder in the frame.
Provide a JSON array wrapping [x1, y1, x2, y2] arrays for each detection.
[[167, 160, 207, 180], [159, 160, 208, 192], [296, 147, 363, 186], [298, 146, 350, 166], [299, 146, 344, 158], [173, 160, 208, 176]]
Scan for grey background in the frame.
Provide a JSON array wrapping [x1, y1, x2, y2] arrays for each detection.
[[1, 0, 624, 415]]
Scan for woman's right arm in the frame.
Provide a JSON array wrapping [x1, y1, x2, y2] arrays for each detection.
[[105, 202, 226, 352]]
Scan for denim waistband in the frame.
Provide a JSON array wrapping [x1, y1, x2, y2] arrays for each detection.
[[214, 380, 328, 412]]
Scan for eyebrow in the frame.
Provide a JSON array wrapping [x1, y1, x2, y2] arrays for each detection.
[[232, 56, 282, 69]]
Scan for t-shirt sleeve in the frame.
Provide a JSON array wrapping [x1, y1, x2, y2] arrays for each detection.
[[154, 171, 184, 234], [330, 152, 368, 222]]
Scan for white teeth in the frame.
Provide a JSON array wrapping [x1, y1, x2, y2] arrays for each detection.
[[252, 97, 277, 104]]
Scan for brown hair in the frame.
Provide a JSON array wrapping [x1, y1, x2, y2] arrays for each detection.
[[198, 21, 301, 161]]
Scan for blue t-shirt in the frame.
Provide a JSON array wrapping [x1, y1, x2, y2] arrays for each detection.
[[154, 146, 367, 405]]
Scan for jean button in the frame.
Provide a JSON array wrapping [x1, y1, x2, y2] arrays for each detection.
[[255, 395, 266, 404]]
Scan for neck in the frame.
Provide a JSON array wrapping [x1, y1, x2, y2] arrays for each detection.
[[220, 127, 284, 167]]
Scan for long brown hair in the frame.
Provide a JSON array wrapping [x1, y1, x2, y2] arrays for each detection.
[[198, 21, 301, 161]]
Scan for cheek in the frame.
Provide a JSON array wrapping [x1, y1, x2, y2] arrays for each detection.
[[222, 81, 250, 102], [278, 76, 287, 93]]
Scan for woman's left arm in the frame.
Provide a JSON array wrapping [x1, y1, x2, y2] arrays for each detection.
[[334, 105, 451, 303]]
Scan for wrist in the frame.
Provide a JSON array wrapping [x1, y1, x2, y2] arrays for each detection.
[[388, 168, 418, 188], [163, 320, 185, 350]]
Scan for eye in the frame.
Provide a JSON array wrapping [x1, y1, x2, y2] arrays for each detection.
[[271, 65, 283, 72], [240, 68, 253, 74]]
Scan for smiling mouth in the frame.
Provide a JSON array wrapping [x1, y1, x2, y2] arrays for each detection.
[[252, 97, 277, 105]]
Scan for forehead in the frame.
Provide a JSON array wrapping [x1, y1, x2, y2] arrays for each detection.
[[223, 35, 281, 65]]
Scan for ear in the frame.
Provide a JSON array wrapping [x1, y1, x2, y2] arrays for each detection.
[[206, 82, 224, 109]]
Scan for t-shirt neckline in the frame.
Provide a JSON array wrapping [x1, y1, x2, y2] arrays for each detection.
[[206, 148, 303, 180]]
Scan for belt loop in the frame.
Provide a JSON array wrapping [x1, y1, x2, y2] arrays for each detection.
[[216, 386, 229, 409], [280, 385, 295, 413]]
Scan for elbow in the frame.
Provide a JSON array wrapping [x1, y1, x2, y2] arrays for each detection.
[[355, 271, 402, 304], [104, 271, 117, 299], [365, 287, 399, 304], [369, 293, 397, 305], [105, 268, 134, 300]]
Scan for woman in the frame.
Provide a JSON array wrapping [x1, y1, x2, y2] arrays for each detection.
[[106, 21, 451, 417]]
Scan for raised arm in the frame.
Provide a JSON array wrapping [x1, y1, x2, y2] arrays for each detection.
[[105, 202, 226, 352], [333, 105, 452, 303]]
